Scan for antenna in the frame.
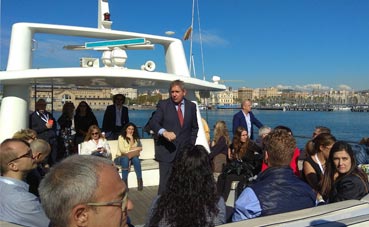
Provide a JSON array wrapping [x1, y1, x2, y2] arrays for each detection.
[[98, 0, 112, 29]]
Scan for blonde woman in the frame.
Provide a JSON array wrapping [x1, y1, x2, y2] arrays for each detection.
[[115, 122, 143, 191], [80, 125, 111, 159], [209, 120, 230, 173]]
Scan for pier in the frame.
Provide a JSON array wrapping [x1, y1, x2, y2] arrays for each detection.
[[284, 105, 334, 112]]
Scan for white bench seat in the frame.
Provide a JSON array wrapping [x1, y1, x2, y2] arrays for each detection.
[[108, 138, 159, 188], [79, 138, 159, 188]]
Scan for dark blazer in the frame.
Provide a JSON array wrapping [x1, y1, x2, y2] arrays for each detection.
[[102, 105, 129, 133], [149, 98, 198, 163], [232, 110, 263, 140], [29, 111, 57, 141], [330, 172, 369, 202]]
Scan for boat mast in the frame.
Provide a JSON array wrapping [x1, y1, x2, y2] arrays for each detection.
[[196, 0, 206, 81], [188, 0, 195, 77], [188, 0, 206, 80], [98, 0, 113, 29]]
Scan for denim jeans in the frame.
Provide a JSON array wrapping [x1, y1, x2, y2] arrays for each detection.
[[116, 156, 142, 180]]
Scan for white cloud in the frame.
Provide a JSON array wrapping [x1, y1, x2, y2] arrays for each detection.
[[275, 84, 293, 90], [337, 84, 352, 90], [275, 83, 332, 91]]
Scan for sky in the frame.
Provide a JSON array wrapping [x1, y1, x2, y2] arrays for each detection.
[[1, 0, 369, 91]]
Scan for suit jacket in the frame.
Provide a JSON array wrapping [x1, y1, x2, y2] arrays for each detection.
[[102, 105, 129, 133], [29, 111, 57, 141], [232, 110, 263, 140], [149, 98, 198, 163]]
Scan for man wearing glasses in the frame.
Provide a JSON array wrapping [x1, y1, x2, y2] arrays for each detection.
[[39, 155, 133, 227], [0, 138, 50, 227], [102, 94, 129, 140]]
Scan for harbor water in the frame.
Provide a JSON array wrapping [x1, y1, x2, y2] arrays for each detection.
[[54, 109, 369, 149]]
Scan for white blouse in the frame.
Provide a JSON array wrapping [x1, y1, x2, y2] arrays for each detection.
[[80, 138, 111, 159]]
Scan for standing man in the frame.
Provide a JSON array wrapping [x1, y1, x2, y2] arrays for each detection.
[[39, 155, 133, 227], [0, 138, 50, 227], [232, 130, 316, 221], [102, 94, 129, 140], [29, 98, 58, 165], [232, 99, 263, 140], [149, 80, 198, 194]]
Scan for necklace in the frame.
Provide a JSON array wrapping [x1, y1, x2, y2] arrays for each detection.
[[315, 153, 325, 174]]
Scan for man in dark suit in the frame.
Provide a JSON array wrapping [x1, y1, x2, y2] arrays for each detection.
[[149, 80, 198, 194], [102, 94, 129, 140], [29, 99, 58, 165], [232, 99, 263, 140]]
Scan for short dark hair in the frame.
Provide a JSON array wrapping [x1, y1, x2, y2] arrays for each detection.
[[113, 94, 125, 103]]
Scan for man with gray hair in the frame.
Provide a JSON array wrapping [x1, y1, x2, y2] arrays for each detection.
[[255, 125, 272, 149], [0, 138, 50, 227], [39, 155, 133, 227]]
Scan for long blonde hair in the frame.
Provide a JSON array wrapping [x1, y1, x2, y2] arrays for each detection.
[[213, 120, 230, 146]]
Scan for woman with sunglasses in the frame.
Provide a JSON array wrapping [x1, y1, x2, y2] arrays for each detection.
[[115, 122, 143, 191], [80, 125, 111, 159]]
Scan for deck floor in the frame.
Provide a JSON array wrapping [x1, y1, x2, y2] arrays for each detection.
[[128, 185, 158, 226]]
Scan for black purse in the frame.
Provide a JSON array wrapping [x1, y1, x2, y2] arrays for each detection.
[[222, 160, 255, 177]]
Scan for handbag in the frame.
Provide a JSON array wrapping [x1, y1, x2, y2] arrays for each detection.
[[222, 160, 255, 177]]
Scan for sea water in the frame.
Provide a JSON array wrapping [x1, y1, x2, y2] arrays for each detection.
[[54, 109, 369, 149]]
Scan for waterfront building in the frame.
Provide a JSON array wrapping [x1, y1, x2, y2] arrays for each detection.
[[111, 88, 138, 100], [213, 87, 237, 105], [29, 86, 136, 111], [23, 85, 369, 112], [238, 87, 253, 101], [259, 87, 280, 99]]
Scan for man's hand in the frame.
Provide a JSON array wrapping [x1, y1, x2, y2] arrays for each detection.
[[163, 131, 176, 142]]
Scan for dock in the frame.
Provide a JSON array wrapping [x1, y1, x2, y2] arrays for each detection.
[[129, 185, 158, 226]]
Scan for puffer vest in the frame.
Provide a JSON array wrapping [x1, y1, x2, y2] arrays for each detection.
[[250, 166, 316, 216]]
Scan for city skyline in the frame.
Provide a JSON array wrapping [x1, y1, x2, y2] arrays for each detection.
[[1, 0, 369, 91]]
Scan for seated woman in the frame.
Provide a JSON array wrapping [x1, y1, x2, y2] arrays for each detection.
[[302, 133, 336, 203], [320, 141, 369, 203], [146, 144, 226, 226], [209, 120, 231, 175], [115, 122, 143, 191], [217, 126, 262, 202], [80, 125, 111, 159]]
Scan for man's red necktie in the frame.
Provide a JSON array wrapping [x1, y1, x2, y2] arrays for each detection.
[[177, 103, 184, 127]]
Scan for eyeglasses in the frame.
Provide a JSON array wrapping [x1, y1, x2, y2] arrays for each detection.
[[92, 132, 99, 135], [79, 105, 87, 108], [87, 193, 128, 212], [8, 149, 33, 163]]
